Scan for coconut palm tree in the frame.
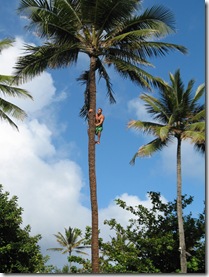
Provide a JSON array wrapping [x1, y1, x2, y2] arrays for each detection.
[[128, 69, 205, 273], [0, 38, 32, 130], [14, 0, 187, 272], [47, 227, 88, 272]]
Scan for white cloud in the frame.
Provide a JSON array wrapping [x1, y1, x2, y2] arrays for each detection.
[[128, 97, 150, 121], [99, 192, 168, 242], [160, 140, 205, 179], [0, 37, 61, 114], [0, 120, 91, 268]]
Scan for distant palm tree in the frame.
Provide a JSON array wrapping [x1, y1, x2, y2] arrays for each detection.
[[15, 0, 187, 272], [0, 38, 32, 130], [128, 69, 205, 273], [47, 227, 88, 271]]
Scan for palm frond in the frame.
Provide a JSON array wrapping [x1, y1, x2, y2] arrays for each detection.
[[140, 93, 169, 122], [109, 58, 164, 90], [46, 247, 64, 252], [159, 125, 170, 141], [181, 130, 205, 144], [14, 43, 79, 83], [90, 0, 140, 33], [0, 110, 19, 130], [0, 98, 27, 121], [192, 83, 205, 104], [77, 70, 90, 119], [0, 38, 14, 52], [128, 120, 172, 143], [96, 58, 116, 104], [54, 231, 69, 247], [104, 46, 154, 67], [185, 122, 205, 132], [135, 41, 187, 59], [139, 5, 176, 35], [194, 142, 205, 154], [78, 59, 116, 119], [110, 29, 159, 43], [0, 75, 33, 99], [18, 0, 82, 43], [130, 137, 170, 164]]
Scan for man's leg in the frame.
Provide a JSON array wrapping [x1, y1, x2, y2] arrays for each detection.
[[95, 131, 101, 144], [97, 132, 101, 144]]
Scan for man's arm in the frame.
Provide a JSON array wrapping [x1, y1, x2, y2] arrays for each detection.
[[96, 115, 104, 126]]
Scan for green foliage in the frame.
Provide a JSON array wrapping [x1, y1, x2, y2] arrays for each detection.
[[74, 192, 205, 273], [15, 0, 187, 119], [0, 185, 51, 273], [0, 38, 32, 130], [47, 226, 89, 256], [47, 226, 90, 272], [102, 192, 205, 273], [128, 69, 205, 163]]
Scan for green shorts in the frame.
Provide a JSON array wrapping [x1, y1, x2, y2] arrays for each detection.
[[95, 126, 103, 135]]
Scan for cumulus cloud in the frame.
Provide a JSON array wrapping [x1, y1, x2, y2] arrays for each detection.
[[160, 139, 205, 179], [0, 36, 91, 267], [0, 37, 63, 115], [128, 97, 149, 121], [0, 120, 91, 268], [99, 192, 168, 242]]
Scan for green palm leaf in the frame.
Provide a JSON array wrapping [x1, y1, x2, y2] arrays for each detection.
[[130, 138, 170, 164], [128, 69, 205, 165], [47, 227, 89, 256], [0, 38, 14, 52], [0, 39, 32, 130], [15, 0, 187, 96]]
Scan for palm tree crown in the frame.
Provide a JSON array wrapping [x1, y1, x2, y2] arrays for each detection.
[[15, 0, 187, 116], [0, 38, 32, 130], [128, 69, 205, 163], [47, 227, 88, 256]]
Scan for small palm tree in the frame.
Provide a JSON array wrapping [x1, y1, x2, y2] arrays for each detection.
[[47, 227, 89, 271], [0, 38, 32, 130], [128, 69, 205, 273]]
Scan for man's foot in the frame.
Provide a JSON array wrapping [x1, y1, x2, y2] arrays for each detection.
[[95, 141, 100, 144]]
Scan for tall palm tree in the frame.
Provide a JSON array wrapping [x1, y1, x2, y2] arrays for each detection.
[[128, 69, 205, 273], [14, 0, 187, 272], [47, 227, 88, 271], [0, 38, 32, 130]]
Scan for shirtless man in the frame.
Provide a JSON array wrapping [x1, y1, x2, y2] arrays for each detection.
[[89, 108, 105, 144]]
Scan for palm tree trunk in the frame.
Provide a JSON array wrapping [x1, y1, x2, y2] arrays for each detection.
[[176, 137, 187, 273], [88, 55, 99, 273], [68, 251, 71, 273]]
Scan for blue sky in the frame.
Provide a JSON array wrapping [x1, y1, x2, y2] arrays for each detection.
[[0, 0, 206, 269]]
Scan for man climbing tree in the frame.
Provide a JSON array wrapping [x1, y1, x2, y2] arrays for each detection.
[[89, 108, 105, 144]]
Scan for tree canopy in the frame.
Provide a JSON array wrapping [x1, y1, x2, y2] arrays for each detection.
[[66, 192, 205, 273], [0, 185, 51, 273]]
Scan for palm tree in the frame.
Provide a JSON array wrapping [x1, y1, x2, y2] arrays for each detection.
[[47, 227, 88, 272], [128, 69, 205, 273], [14, 0, 187, 272], [0, 38, 32, 130]]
